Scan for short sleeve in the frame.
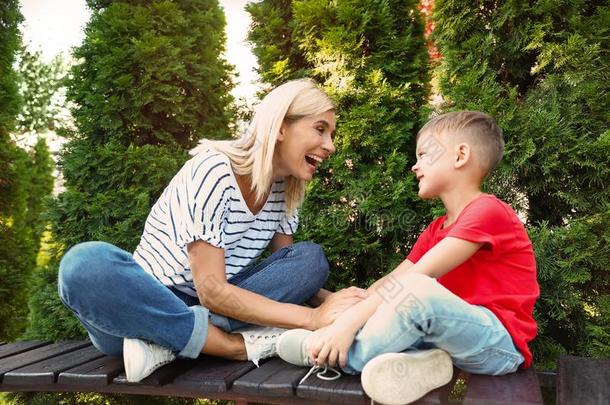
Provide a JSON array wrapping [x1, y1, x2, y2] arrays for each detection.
[[278, 209, 299, 235], [168, 154, 233, 250], [446, 196, 510, 253], [407, 220, 437, 263]]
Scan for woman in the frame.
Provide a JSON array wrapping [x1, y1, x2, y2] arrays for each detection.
[[58, 79, 366, 382]]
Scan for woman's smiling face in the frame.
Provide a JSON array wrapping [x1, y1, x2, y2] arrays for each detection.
[[274, 110, 337, 181]]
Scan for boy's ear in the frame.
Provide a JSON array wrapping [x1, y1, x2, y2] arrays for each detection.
[[454, 143, 471, 169]]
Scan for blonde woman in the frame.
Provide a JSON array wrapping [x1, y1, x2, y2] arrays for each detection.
[[57, 79, 366, 382]]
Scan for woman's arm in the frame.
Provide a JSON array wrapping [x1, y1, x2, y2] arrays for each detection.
[[307, 288, 333, 307], [188, 240, 362, 330], [269, 233, 293, 253]]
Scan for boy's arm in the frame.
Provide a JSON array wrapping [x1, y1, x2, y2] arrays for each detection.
[[366, 259, 415, 294], [395, 236, 483, 279], [310, 237, 483, 367], [343, 237, 482, 330]]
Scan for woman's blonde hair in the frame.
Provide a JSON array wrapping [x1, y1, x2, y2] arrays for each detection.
[[191, 78, 335, 216]]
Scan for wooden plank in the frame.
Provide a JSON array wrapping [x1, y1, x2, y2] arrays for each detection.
[[171, 355, 255, 393], [0, 381, 331, 404], [414, 367, 461, 405], [536, 371, 557, 388], [3, 345, 104, 385], [113, 358, 199, 386], [557, 355, 610, 405], [463, 368, 543, 405], [296, 370, 368, 404], [0, 341, 50, 360], [0, 341, 90, 383], [232, 358, 308, 397], [58, 355, 124, 386]]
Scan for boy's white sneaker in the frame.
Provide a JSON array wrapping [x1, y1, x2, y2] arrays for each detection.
[[276, 328, 314, 367], [123, 338, 176, 382], [361, 349, 453, 405], [277, 328, 341, 384], [237, 326, 286, 366]]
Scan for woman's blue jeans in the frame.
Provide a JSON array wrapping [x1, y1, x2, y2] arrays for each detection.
[[344, 273, 525, 376], [58, 241, 329, 359]]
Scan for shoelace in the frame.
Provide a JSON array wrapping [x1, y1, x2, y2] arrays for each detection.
[[247, 332, 280, 342], [299, 364, 342, 384]]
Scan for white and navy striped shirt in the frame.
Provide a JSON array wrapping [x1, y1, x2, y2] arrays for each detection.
[[133, 149, 298, 297]]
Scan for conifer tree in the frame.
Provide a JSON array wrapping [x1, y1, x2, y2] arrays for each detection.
[[433, 0, 610, 365], [0, 0, 37, 340], [26, 0, 235, 341], [249, 0, 431, 287]]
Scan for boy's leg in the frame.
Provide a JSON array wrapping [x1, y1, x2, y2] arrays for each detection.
[[209, 241, 329, 332], [58, 241, 209, 359], [345, 272, 524, 376]]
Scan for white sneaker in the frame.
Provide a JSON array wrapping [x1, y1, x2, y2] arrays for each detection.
[[123, 338, 176, 382], [237, 326, 286, 367], [277, 328, 341, 384], [361, 349, 453, 405]]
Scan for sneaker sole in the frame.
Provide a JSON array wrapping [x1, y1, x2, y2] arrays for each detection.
[[123, 338, 139, 382], [361, 349, 453, 405]]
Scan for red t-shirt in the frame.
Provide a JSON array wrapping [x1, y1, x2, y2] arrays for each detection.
[[407, 194, 539, 368]]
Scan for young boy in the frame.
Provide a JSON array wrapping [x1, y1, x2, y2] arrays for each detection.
[[277, 111, 539, 405]]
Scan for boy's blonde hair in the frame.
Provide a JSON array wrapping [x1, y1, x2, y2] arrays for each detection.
[[191, 78, 335, 216], [418, 111, 504, 176]]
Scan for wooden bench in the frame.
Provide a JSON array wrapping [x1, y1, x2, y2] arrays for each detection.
[[0, 339, 597, 405]]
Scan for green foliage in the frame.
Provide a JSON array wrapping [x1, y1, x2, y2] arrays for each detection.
[[433, 0, 610, 223], [433, 0, 610, 365], [0, 139, 54, 340], [2, 391, 232, 405], [68, 0, 234, 147], [0, 0, 22, 139], [20, 1, 234, 403], [249, 0, 431, 288], [15, 49, 67, 136], [25, 0, 234, 345], [0, 146, 35, 340], [50, 140, 186, 251], [247, 0, 310, 85], [0, 0, 23, 209], [0, 1, 54, 341]]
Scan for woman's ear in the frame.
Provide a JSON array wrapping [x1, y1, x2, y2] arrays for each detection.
[[277, 123, 287, 142], [454, 143, 471, 169]]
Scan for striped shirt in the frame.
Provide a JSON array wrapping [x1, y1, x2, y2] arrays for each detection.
[[133, 149, 299, 297]]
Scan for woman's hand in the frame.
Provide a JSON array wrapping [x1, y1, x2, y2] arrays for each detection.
[[309, 287, 367, 329], [306, 318, 360, 369]]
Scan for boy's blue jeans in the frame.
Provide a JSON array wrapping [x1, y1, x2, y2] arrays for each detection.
[[58, 241, 329, 359], [344, 273, 525, 376]]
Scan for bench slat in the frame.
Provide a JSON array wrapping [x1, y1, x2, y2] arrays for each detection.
[[296, 371, 367, 404], [113, 358, 199, 386], [463, 368, 543, 405], [0, 341, 90, 382], [232, 358, 308, 397], [558, 355, 610, 405], [3, 345, 104, 385], [58, 355, 124, 385], [413, 368, 461, 405], [0, 341, 50, 360], [171, 356, 255, 393]]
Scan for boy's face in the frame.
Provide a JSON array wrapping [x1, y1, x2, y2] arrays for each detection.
[[411, 131, 455, 199]]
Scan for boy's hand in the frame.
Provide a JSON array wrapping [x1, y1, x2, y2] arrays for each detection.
[[307, 318, 360, 369], [310, 287, 368, 329]]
